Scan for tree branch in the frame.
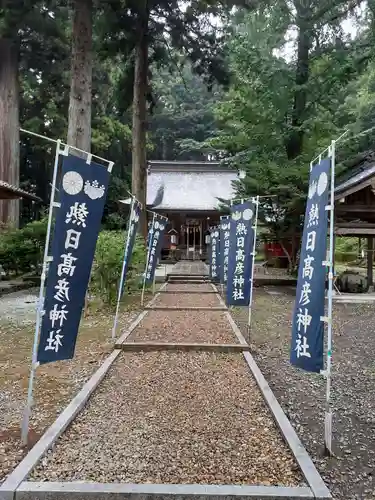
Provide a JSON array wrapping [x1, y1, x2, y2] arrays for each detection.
[[310, 0, 364, 25]]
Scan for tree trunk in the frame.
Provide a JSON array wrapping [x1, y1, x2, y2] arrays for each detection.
[[67, 0, 92, 153], [0, 38, 20, 228], [286, 1, 312, 160], [132, 0, 149, 239], [67, 0, 92, 317], [280, 240, 293, 274]]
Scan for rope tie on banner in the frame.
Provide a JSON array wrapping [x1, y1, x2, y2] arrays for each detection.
[[229, 195, 276, 204], [20, 128, 114, 171], [146, 209, 168, 220], [125, 190, 143, 209]]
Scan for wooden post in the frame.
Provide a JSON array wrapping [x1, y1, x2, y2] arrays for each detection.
[[0, 38, 20, 228], [200, 219, 203, 258], [367, 236, 373, 291]]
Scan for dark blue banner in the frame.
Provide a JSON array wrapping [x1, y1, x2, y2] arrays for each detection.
[[290, 158, 330, 373], [145, 216, 167, 285], [226, 201, 255, 306], [147, 220, 153, 250], [219, 217, 230, 284], [121, 200, 141, 294], [209, 227, 220, 282], [37, 155, 110, 364]]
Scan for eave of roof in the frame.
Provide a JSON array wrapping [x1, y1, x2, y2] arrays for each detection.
[[334, 149, 375, 196], [148, 160, 236, 174], [0, 180, 42, 202], [147, 168, 238, 211]]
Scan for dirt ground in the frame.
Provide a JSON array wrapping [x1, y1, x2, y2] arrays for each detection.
[[0, 290, 144, 484], [233, 286, 375, 500]]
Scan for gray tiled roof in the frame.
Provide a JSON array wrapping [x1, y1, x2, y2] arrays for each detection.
[[335, 151, 375, 196], [0, 180, 41, 201], [335, 165, 375, 195], [146, 166, 238, 210]]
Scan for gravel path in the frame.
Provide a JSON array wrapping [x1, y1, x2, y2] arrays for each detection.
[[166, 283, 213, 292], [0, 288, 39, 326], [31, 351, 303, 486], [154, 292, 220, 308], [0, 306, 139, 484], [233, 287, 375, 500], [127, 310, 237, 344]]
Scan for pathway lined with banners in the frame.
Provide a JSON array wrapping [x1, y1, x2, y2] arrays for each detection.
[[5, 260, 330, 500]]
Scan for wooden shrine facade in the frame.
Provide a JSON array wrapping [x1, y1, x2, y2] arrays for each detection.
[[146, 160, 239, 260], [0, 180, 41, 228], [335, 152, 375, 287]]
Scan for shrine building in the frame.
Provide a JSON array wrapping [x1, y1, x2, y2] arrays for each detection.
[[335, 151, 375, 290], [146, 160, 241, 260]]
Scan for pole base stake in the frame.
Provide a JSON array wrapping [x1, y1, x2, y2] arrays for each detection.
[[324, 410, 333, 456], [323, 445, 337, 458]]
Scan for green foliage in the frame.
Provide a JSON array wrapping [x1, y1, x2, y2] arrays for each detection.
[[6, 0, 375, 238], [199, 2, 375, 243], [102, 175, 130, 228], [0, 219, 47, 275], [103, 213, 127, 230], [90, 231, 146, 306], [335, 237, 360, 262], [149, 63, 221, 160]]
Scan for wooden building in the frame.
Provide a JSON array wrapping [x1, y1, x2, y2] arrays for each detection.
[[0, 180, 41, 228], [335, 152, 375, 288], [146, 161, 239, 260]]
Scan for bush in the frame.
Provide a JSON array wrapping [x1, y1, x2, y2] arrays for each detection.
[[0, 219, 47, 276], [335, 237, 359, 263], [90, 230, 146, 305]]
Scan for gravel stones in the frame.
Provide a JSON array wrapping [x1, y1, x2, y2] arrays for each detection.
[[233, 286, 375, 500], [166, 282, 213, 292], [154, 291, 220, 308], [0, 306, 139, 484], [31, 351, 303, 486], [128, 310, 237, 344]]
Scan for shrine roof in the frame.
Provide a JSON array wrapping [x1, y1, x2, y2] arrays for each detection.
[[146, 161, 238, 211], [335, 151, 375, 197], [0, 180, 41, 202]]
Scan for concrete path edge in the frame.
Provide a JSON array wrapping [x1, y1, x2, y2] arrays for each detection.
[[1, 279, 330, 500], [0, 286, 166, 500], [211, 284, 331, 500], [15, 482, 314, 499]]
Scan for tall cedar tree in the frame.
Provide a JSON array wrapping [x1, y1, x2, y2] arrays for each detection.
[[67, 0, 93, 153]]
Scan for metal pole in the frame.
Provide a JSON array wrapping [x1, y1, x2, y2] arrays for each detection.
[[200, 220, 203, 258], [112, 199, 135, 340], [152, 258, 157, 295], [21, 140, 62, 445], [325, 140, 335, 456], [141, 213, 155, 306], [247, 196, 259, 342], [20, 128, 113, 169]]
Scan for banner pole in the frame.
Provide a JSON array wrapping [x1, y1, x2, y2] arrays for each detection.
[[112, 199, 135, 340], [247, 196, 259, 342], [152, 258, 157, 295], [325, 139, 335, 456], [21, 140, 62, 446], [141, 213, 155, 306], [219, 216, 226, 295]]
